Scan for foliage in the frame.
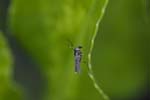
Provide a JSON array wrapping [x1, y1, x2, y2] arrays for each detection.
[[0, 32, 23, 100], [8, 0, 109, 100], [0, 0, 149, 100]]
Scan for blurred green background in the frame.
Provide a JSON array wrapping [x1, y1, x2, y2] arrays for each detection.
[[0, 0, 149, 100]]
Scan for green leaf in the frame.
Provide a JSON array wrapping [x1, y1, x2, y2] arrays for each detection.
[[9, 0, 109, 100], [93, 0, 149, 99], [0, 31, 23, 100]]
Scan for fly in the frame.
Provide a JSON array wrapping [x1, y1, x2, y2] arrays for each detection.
[[66, 39, 83, 73], [74, 46, 82, 73]]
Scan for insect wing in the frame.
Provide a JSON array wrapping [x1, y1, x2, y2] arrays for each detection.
[[74, 47, 82, 73], [75, 55, 81, 73]]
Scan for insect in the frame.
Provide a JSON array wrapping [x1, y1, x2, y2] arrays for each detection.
[[67, 39, 83, 73], [74, 46, 82, 73]]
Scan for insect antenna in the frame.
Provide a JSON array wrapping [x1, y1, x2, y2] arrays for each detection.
[[66, 39, 74, 49]]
